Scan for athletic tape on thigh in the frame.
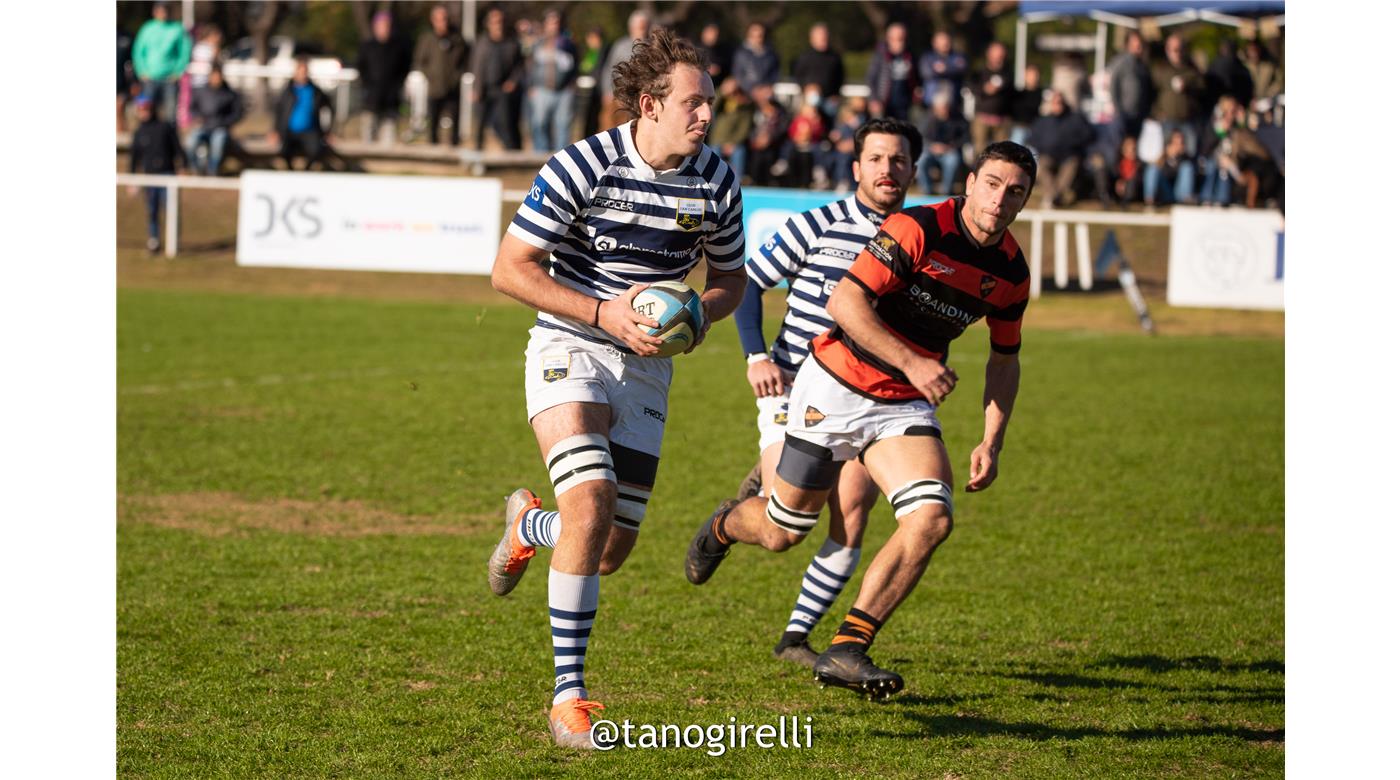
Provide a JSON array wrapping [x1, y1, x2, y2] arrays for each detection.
[[610, 441, 658, 531], [766, 493, 822, 535], [887, 479, 953, 519], [776, 434, 841, 491], [547, 433, 615, 496]]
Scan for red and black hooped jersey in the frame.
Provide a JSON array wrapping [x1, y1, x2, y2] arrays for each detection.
[[811, 196, 1029, 401]]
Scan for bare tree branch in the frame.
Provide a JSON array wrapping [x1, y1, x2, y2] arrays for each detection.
[[857, 0, 889, 33]]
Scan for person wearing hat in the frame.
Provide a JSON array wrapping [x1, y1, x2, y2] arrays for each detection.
[[355, 10, 412, 145], [127, 96, 186, 254]]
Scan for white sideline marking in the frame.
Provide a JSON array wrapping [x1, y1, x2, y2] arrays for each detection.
[[121, 363, 498, 396]]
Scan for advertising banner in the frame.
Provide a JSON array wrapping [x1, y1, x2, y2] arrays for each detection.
[[236, 171, 501, 274], [1167, 206, 1284, 310]]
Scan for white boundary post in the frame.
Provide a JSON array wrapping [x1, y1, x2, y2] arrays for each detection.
[[165, 179, 180, 258], [1053, 221, 1069, 290], [1029, 215, 1043, 299], [1075, 222, 1093, 290]]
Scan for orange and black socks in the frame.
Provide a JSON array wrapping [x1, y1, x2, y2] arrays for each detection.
[[831, 607, 883, 649]]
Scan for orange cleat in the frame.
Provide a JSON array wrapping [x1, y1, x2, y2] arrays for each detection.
[[548, 698, 605, 749], [487, 488, 539, 596]]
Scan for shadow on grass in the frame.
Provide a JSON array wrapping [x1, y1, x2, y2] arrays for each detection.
[[875, 712, 1284, 743], [1088, 654, 1284, 675], [994, 670, 1283, 705]]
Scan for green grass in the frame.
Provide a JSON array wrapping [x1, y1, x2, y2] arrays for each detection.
[[117, 287, 1283, 778]]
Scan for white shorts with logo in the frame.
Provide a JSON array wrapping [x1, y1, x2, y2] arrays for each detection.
[[755, 370, 798, 451], [523, 325, 672, 457], [784, 357, 942, 462]]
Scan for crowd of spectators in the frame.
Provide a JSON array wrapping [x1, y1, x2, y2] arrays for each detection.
[[119, 3, 1284, 210]]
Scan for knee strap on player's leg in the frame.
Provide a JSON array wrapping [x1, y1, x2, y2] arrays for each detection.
[[547, 434, 615, 496], [610, 442, 659, 532], [766, 493, 822, 535], [888, 479, 954, 520], [776, 434, 841, 491]]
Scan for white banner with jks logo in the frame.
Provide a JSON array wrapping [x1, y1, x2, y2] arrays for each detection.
[[236, 171, 501, 274], [1167, 206, 1284, 311]]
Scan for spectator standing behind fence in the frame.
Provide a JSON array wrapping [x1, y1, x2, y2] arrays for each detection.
[[710, 76, 754, 179], [918, 31, 968, 111], [132, 2, 190, 123], [697, 23, 732, 88], [733, 24, 781, 95], [1109, 31, 1153, 140], [187, 26, 221, 91], [414, 4, 470, 147], [1204, 39, 1253, 118], [127, 96, 186, 254], [793, 23, 845, 122], [1151, 34, 1204, 157], [1008, 64, 1043, 146], [356, 12, 412, 145], [866, 22, 916, 120], [1050, 52, 1089, 112], [577, 27, 606, 138], [916, 93, 969, 196], [472, 7, 524, 150], [1242, 41, 1282, 106], [271, 57, 334, 170], [187, 66, 242, 176], [597, 10, 650, 130], [1027, 90, 1095, 208], [118, 28, 135, 132], [970, 41, 1014, 152], [526, 10, 578, 151]]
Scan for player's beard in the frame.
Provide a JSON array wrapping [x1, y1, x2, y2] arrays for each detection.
[[861, 176, 908, 212]]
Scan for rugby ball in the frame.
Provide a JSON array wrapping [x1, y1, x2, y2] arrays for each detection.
[[632, 281, 704, 357]]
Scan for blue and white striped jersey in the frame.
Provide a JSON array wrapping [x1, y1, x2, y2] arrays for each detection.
[[506, 121, 745, 347], [745, 195, 888, 373]]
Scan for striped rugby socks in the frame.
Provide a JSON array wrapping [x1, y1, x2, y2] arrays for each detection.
[[549, 568, 599, 706], [518, 508, 561, 548], [782, 538, 860, 640]]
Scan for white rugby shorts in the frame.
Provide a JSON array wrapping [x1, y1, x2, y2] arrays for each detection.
[[523, 325, 672, 457], [755, 381, 796, 452], [784, 357, 943, 462]]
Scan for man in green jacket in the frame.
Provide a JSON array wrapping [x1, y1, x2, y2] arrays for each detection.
[[132, 2, 191, 123]]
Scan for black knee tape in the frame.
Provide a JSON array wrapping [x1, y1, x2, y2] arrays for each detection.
[[777, 434, 841, 491], [611, 442, 659, 530]]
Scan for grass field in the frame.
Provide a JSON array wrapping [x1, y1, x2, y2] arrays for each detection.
[[116, 266, 1283, 777]]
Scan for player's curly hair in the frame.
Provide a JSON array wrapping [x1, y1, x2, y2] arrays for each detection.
[[611, 28, 710, 120]]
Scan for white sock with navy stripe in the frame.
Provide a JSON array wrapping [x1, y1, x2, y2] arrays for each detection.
[[517, 508, 561, 548], [549, 568, 599, 706], [784, 538, 861, 636]]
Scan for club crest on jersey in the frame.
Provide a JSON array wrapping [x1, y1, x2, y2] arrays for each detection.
[[675, 198, 704, 231], [774, 402, 789, 426], [542, 353, 570, 383], [804, 406, 826, 427], [980, 275, 997, 298]]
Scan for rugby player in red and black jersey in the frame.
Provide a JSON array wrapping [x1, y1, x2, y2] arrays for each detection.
[[686, 141, 1037, 698]]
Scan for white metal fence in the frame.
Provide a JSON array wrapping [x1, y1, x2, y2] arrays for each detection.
[[116, 172, 1167, 296]]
